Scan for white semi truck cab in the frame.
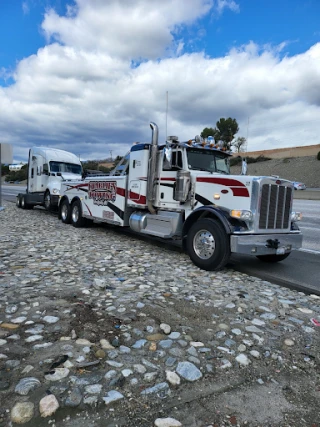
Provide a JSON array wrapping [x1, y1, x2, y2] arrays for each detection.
[[16, 147, 82, 210], [58, 122, 302, 271]]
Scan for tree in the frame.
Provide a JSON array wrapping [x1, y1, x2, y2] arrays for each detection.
[[216, 118, 239, 144], [232, 137, 246, 153], [200, 127, 218, 140]]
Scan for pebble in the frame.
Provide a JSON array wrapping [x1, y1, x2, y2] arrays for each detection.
[[10, 402, 34, 424], [154, 418, 182, 427], [103, 390, 124, 404], [0, 203, 318, 426], [39, 394, 59, 417], [176, 361, 202, 381]]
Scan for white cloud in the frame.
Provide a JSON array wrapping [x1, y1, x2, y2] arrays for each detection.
[[1, 0, 320, 162], [22, 1, 30, 15]]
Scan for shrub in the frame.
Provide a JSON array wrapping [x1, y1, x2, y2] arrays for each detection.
[[282, 158, 290, 163], [317, 151, 320, 160]]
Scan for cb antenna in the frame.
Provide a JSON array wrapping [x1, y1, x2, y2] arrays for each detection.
[[166, 91, 168, 140]]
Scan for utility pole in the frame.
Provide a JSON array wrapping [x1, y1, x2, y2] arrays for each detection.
[[110, 151, 113, 162]]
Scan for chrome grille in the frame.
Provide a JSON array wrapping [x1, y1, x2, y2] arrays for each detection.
[[259, 184, 292, 229]]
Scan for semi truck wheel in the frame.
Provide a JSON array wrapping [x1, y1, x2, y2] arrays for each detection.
[[20, 195, 33, 210], [186, 218, 230, 271], [60, 199, 71, 224], [16, 196, 21, 208], [44, 191, 53, 211], [70, 200, 87, 228], [256, 253, 291, 263]]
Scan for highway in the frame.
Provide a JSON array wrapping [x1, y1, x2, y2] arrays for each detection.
[[1, 184, 320, 294]]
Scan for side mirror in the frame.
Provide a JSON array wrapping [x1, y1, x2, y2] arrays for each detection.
[[164, 146, 172, 168]]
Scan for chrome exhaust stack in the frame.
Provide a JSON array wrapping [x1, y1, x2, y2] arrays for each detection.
[[147, 122, 159, 214]]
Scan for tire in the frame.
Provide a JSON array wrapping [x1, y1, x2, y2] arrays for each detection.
[[20, 195, 33, 210], [186, 218, 230, 271], [256, 253, 291, 263], [60, 199, 71, 224], [70, 199, 87, 228], [44, 190, 53, 211], [16, 195, 21, 208]]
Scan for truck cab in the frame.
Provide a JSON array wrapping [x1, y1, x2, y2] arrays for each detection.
[[17, 147, 82, 210]]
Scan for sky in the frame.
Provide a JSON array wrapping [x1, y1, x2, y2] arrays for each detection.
[[0, 0, 320, 163]]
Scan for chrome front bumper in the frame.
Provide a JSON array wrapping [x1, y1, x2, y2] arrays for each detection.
[[230, 232, 303, 255]]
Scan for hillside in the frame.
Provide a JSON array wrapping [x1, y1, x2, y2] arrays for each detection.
[[231, 156, 320, 188]]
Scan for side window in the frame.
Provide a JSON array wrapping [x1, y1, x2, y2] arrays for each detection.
[[31, 168, 34, 178], [43, 164, 49, 175]]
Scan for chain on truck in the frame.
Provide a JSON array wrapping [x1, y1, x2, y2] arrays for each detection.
[[57, 122, 302, 271]]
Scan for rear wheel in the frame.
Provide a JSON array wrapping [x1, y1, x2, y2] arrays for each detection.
[[70, 199, 87, 228], [16, 195, 21, 208], [186, 218, 230, 271], [20, 195, 33, 210], [60, 199, 71, 224], [256, 253, 291, 263]]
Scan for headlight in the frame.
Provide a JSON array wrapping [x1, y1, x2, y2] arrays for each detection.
[[230, 209, 253, 221], [52, 188, 59, 194], [291, 212, 302, 221]]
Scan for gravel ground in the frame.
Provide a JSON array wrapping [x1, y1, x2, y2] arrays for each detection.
[[0, 203, 319, 427], [231, 156, 320, 188]]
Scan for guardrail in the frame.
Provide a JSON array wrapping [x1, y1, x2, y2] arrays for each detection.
[[293, 190, 320, 200]]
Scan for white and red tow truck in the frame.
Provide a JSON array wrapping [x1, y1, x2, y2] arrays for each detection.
[[58, 122, 303, 271]]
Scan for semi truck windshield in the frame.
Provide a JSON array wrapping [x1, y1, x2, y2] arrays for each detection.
[[187, 148, 230, 174], [49, 161, 82, 174]]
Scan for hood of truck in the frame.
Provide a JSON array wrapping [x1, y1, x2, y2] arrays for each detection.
[[60, 172, 82, 180], [192, 172, 292, 211]]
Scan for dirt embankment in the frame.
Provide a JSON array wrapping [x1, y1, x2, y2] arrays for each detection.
[[231, 156, 320, 188]]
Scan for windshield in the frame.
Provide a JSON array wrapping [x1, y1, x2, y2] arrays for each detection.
[[49, 161, 82, 174], [186, 148, 230, 174]]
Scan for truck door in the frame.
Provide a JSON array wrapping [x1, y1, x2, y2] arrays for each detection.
[[157, 150, 184, 209], [28, 155, 44, 193]]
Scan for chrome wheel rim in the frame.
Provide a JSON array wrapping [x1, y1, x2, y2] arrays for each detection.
[[21, 197, 25, 208], [61, 204, 69, 221], [72, 205, 79, 223], [193, 229, 216, 259]]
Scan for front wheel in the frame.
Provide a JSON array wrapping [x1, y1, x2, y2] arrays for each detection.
[[256, 253, 291, 263], [44, 191, 53, 211], [186, 218, 230, 271], [70, 200, 87, 228]]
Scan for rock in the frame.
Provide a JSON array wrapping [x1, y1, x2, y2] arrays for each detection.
[[15, 377, 41, 395], [95, 349, 106, 358], [147, 333, 167, 341], [236, 354, 250, 366], [284, 339, 295, 346], [154, 418, 182, 427], [166, 371, 180, 386], [100, 339, 115, 350], [0, 323, 20, 330], [160, 323, 171, 334], [39, 394, 59, 417], [141, 382, 169, 395], [45, 368, 70, 381], [65, 387, 82, 407], [176, 361, 202, 381], [11, 402, 34, 424], [103, 390, 124, 404], [85, 384, 102, 394], [43, 316, 59, 324]]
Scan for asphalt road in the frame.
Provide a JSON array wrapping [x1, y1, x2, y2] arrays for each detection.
[[1, 185, 320, 295]]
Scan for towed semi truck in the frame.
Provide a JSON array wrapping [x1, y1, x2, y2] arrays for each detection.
[[57, 122, 302, 271], [16, 147, 82, 211]]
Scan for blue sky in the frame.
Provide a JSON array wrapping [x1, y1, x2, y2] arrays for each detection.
[[0, 0, 320, 162]]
